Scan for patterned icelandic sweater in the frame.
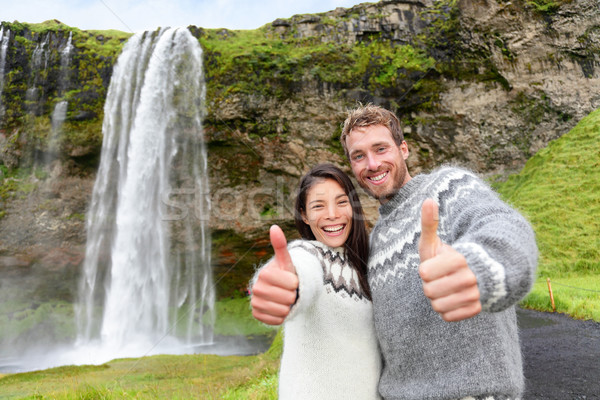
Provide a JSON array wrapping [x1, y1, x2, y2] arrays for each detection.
[[278, 240, 382, 400], [369, 166, 537, 400]]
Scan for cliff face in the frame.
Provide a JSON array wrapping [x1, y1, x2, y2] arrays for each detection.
[[0, 0, 599, 300]]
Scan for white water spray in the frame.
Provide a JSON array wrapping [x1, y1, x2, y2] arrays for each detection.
[[0, 26, 10, 120], [47, 33, 74, 158], [25, 34, 49, 114], [73, 27, 214, 363]]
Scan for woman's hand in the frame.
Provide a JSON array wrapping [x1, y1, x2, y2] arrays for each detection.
[[250, 225, 299, 325]]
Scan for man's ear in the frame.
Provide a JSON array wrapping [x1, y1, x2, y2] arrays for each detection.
[[400, 140, 409, 160]]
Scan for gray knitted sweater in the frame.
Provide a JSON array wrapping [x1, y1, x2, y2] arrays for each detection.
[[369, 166, 537, 400]]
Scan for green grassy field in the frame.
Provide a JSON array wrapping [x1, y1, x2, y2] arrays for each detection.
[[493, 107, 600, 321], [0, 297, 281, 399], [1, 110, 598, 398]]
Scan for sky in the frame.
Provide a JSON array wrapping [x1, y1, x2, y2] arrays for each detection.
[[0, 0, 367, 33]]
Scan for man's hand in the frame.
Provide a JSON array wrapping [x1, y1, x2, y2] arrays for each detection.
[[418, 199, 482, 322], [250, 225, 299, 325]]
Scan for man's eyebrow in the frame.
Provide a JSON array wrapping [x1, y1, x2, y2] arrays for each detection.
[[371, 141, 389, 148], [349, 149, 363, 158]]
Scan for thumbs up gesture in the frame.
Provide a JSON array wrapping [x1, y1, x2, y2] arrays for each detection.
[[418, 199, 482, 322], [250, 225, 299, 325]]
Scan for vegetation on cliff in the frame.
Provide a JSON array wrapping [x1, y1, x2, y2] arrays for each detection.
[[0, 20, 130, 168], [493, 107, 600, 320]]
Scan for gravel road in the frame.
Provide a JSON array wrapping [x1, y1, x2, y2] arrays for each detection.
[[518, 307, 600, 399]]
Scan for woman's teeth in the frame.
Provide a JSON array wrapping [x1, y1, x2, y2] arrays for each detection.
[[323, 225, 344, 233]]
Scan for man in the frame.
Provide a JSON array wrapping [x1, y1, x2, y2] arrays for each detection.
[[251, 104, 537, 399]]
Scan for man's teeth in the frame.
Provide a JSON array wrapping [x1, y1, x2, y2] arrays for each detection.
[[323, 225, 344, 232], [369, 172, 387, 182]]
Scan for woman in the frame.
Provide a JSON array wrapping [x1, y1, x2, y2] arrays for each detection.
[[255, 164, 381, 399]]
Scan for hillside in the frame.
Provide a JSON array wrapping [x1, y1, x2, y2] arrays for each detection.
[[495, 108, 600, 275], [494, 108, 600, 319]]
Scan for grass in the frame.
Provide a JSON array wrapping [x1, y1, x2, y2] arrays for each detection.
[[521, 276, 600, 321], [0, 350, 280, 399], [493, 107, 600, 321], [208, 298, 277, 336], [0, 300, 281, 399]]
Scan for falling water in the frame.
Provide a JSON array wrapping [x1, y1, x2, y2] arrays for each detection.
[[0, 26, 10, 120], [47, 33, 74, 160], [75, 27, 214, 361], [25, 34, 49, 115]]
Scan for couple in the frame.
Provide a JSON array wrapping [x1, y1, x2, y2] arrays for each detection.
[[250, 104, 538, 400]]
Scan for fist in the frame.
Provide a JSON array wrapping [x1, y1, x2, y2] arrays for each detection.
[[250, 225, 299, 325], [418, 199, 482, 322]]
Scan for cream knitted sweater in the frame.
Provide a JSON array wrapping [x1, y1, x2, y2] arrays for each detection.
[[278, 240, 382, 400]]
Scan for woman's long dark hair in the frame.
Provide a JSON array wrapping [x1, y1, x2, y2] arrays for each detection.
[[294, 164, 371, 300]]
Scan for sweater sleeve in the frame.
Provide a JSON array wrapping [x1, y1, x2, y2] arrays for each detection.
[[432, 167, 538, 313], [285, 242, 323, 321]]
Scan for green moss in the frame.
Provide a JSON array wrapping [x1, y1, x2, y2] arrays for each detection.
[[525, 0, 564, 14], [0, 167, 39, 204], [23, 20, 74, 33], [199, 26, 435, 104]]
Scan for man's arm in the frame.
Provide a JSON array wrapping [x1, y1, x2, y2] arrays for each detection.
[[418, 169, 538, 321]]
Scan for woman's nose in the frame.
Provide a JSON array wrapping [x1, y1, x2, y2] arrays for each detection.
[[326, 203, 338, 219]]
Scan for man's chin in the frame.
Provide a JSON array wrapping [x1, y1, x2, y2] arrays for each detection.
[[360, 182, 395, 202]]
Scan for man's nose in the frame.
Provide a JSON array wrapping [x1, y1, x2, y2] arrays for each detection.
[[367, 153, 380, 171]]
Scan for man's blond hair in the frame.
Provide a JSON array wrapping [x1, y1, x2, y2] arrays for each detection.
[[340, 104, 404, 159]]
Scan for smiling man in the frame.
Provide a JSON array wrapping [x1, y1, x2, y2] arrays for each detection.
[[251, 104, 538, 400]]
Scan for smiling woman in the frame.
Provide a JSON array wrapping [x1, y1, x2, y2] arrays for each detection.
[[299, 178, 353, 248], [250, 163, 381, 399]]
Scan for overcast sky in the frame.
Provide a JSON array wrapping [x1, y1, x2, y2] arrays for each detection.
[[0, 0, 368, 32]]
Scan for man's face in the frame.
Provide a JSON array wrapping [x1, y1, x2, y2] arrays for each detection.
[[345, 124, 410, 203]]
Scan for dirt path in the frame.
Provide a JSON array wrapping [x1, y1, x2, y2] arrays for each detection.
[[517, 307, 600, 399]]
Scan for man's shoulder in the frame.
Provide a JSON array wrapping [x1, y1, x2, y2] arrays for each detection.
[[423, 165, 488, 191], [428, 165, 479, 181]]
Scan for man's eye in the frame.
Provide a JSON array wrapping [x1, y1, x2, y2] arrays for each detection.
[[377, 147, 386, 152], [353, 154, 364, 161]]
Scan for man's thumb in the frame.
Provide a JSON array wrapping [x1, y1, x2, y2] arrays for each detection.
[[419, 199, 441, 262], [270, 225, 294, 272]]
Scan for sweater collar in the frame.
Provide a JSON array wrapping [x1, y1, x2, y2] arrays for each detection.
[[378, 174, 425, 217]]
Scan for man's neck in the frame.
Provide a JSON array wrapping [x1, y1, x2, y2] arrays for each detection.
[[379, 174, 412, 205]]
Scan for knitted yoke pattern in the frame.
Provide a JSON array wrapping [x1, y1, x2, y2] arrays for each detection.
[[278, 240, 382, 400], [369, 166, 537, 400]]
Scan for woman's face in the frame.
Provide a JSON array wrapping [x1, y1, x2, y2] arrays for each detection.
[[302, 178, 353, 248]]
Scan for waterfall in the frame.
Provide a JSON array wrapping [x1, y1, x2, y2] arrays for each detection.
[[0, 26, 10, 121], [76, 27, 214, 358], [58, 31, 73, 96], [25, 34, 49, 115], [47, 33, 74, 160]]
